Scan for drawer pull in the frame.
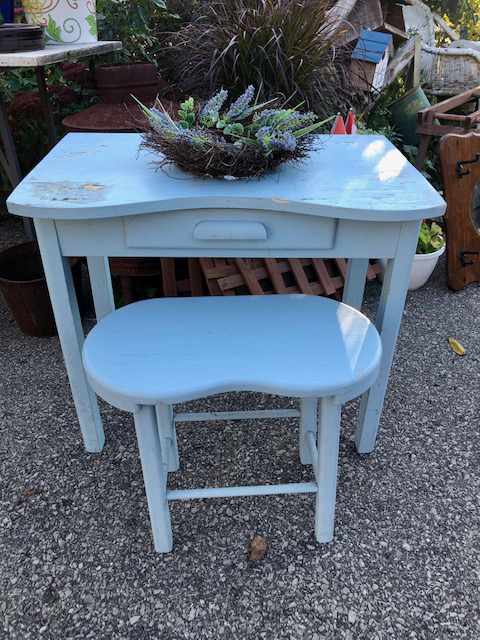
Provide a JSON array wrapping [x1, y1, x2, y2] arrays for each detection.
[[193, 220, 268, 241]]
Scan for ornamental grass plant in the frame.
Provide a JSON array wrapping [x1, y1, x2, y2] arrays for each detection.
[[161, 0, 351, 118]]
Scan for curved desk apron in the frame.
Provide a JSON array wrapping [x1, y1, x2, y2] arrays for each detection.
[[6, 133, 446, 454]]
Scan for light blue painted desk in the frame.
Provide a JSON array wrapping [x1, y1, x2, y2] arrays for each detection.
[[7, 133, 446, 454]]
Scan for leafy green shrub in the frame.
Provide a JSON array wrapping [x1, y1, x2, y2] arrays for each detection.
[[96, 0, 181, 64], [0, 68, 95, 195], [429, 1, 480, 38], [417, 221, 445, 254], [162, 0, 351, 117]]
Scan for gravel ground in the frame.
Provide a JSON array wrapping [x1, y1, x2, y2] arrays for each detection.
[[1, 214, 479, 640]]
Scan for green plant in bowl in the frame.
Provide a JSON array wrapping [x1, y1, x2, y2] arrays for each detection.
[[417, 221, 445, 254]]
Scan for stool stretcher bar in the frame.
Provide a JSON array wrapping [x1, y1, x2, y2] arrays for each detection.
[[167, 482, 317, 501], [174, 409, 300, 423]]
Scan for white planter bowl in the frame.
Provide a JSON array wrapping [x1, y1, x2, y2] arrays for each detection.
[[380, 244, 445, 291], [22, 0, 98, 44], [409, 245, 445, 290]]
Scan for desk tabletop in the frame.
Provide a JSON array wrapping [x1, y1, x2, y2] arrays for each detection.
[[0, 41, 121, 67], [7, 132, 445, 222]]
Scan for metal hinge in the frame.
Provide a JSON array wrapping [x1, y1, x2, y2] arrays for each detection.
[[456, 154, 480, 177], [460, 251, 480, 267]]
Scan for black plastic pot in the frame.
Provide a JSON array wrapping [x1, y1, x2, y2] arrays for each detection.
[[0, 242, 81, 337]]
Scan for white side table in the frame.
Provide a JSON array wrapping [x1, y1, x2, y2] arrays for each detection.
[[0, 42, 121, 191]]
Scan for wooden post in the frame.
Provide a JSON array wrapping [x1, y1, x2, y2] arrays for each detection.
[[413, 35, 422, 88]]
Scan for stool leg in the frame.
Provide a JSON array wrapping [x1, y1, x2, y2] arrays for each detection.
[[156, 404, 180, 472], [315, 397, 342, 543], [134, 405, 173, 553], [299, 398, 318, 464]]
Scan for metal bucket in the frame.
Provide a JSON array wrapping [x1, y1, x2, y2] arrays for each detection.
[[0, 242, 82, 337], [390, 86, 431, 146], [0, 241, 56, 337]]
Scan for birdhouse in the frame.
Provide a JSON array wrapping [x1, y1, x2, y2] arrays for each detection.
[[351, 30, 393, 92], [335, 0, 384, 46]]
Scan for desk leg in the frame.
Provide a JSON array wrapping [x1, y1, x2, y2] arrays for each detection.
[[86, 257, 115, 321], [342, 259, 369, 310], [355, 222, 420, 454], [35, 219, 105, 452]]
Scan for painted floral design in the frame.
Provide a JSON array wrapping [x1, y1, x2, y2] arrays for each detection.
[[21, 0, 97, 43]]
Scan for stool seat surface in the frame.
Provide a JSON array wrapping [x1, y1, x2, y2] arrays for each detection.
[[83, 295, 382, 408]]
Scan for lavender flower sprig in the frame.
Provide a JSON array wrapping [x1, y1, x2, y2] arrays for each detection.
[[225, 85, 255, 121], [251, 109, 317, 133], [256, 127, 297, 153], [199, 89, 229, 127]]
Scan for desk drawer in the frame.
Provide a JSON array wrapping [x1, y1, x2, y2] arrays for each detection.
[[124, 209, 337, 251]]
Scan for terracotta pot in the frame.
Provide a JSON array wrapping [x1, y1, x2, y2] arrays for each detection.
[[62, 99, 180, 133], [95, 63, 161, 104], [109, 257, 163, 277], [109, 257, 163, 306]]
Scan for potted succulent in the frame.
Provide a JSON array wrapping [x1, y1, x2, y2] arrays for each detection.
[[409, 220, 446, 290]]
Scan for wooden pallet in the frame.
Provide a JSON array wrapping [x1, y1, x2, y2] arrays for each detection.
[[160, 258, 206, 296], [109, 258, 206, 303], [110, 258, 381, 300], [198, 258, 381, 297]]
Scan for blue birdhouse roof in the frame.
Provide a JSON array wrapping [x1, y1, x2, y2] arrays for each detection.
[[352, 30, 393, 64]]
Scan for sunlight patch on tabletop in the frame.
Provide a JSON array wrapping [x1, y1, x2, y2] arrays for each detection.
[[376, 149, 407, 182], [362, 139, 386, 160]]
